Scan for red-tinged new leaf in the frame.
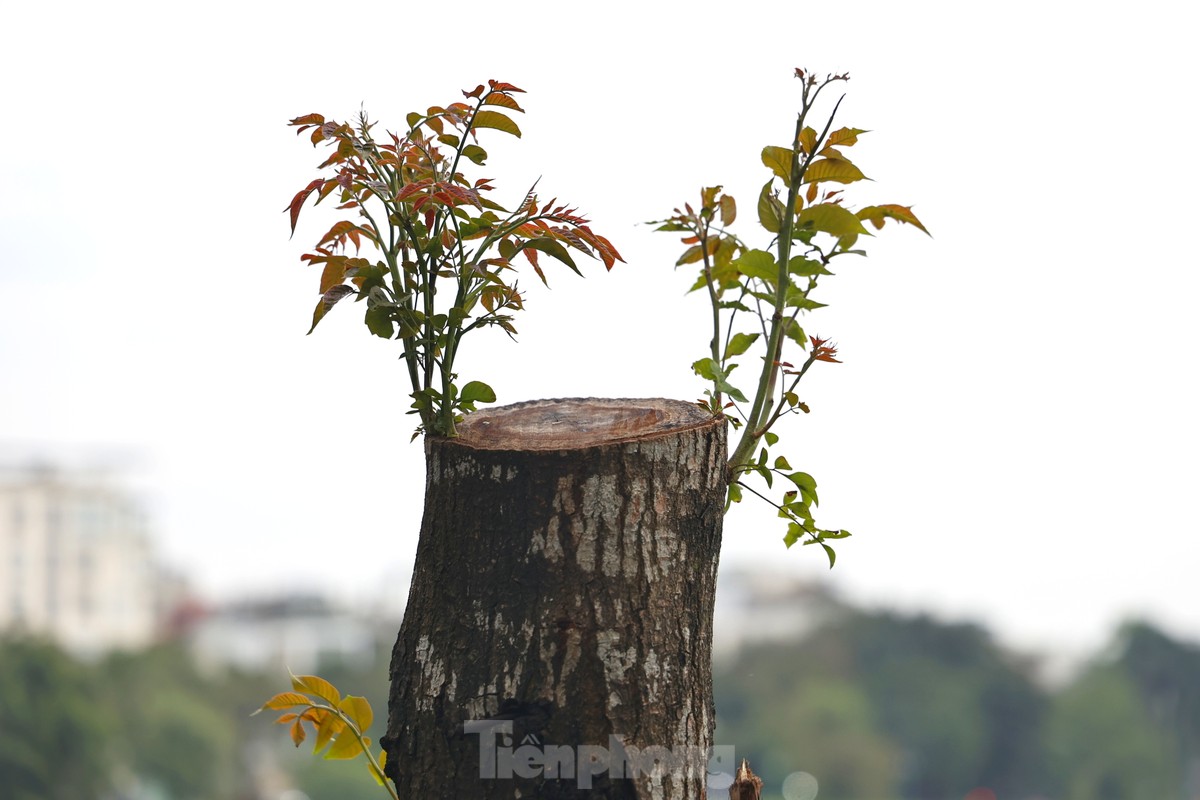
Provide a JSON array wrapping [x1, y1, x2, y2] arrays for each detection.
[[471, 110, 522, 138], [856, 204, 931, 235], [593, 234, 624, 269], [289, 113, 325, 129], [396, 179, 433, 202], [484, 92, 525, 113], [318, 220, 365, 252], [522, 247, 548, 285], [488, 80, 526, 94], [286, 179, 324, 236]]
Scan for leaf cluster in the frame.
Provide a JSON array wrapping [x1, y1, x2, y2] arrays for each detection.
[[287, 80, 623, 437], [256, 673, 396, 799], [650, 69, 929, 566]]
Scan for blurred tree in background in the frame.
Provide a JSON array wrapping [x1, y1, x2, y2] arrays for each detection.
[[2, 608, 1197, 799], [0, 637, 114, 800]]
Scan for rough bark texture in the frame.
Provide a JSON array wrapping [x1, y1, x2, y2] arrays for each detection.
[[383, 398, 727, 799]]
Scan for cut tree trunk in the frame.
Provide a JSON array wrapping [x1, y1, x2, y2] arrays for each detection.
[[382, 398, 727, 798]]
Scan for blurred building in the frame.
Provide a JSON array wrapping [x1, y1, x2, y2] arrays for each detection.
[[188, 593, 383, 675], [0, 464, 170, 654], [712, 567, 845, 660]]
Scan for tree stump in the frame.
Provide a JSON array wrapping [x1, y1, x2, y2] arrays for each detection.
[[382, 398, 727, 798]]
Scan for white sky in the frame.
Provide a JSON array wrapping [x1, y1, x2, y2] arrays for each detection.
[[2, 1, 1197, 661]]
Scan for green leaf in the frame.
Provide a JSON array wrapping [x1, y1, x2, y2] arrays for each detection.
[[784, 522, 803, 548], [459, 381, 496, 404], [788, 256, 832, 277], [764, 431, 779, 446], [364, 306, 394, 339], [724, 332, 759, 359], [774, 455, 791, 470], [692, 358, 749, 403], [761, 145, 794, 181], [471, 110, 522, 138], [734, 249, 778, 285], [523, 237, 579, 274], [796, 203, 870, 249], [786, 471, 819, 506], [821, 543, 837, 568], [462, 144, 488, 165], [756, 181, 783, 233]]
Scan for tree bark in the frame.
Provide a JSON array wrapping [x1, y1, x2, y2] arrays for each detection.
[[382, 398, 727, 798]]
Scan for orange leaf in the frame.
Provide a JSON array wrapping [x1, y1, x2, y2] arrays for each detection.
[[290, 718, 306, 747], [260, 692, 313, 711]]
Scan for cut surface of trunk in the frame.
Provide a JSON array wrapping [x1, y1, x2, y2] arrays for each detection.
[[383, 398, 727, 798]]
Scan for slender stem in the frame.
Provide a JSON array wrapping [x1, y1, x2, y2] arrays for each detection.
[[699, 221, 723, 409], [728, 87, 845, 471]]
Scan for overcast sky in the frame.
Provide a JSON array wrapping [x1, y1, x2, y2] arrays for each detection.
[[2, 0, 1197, 661]]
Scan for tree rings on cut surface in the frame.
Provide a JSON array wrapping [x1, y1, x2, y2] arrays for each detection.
[[452, 397, 716, 451]]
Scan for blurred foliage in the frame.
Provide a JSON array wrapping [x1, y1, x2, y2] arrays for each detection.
[[716, 608, 1200, 800], [0, 635, 389, 800], [2, 607, 1198, 799], [0, 636, 114, 800]]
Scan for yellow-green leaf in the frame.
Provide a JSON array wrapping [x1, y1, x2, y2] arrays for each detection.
[[757, 182, 783, 234], [483, 93, 525, 113], [471, 110, 522, 138], [796, 203, 870, 249], [340, 695, 374, 732], [368, 757, 387, 786], [313, 708, 345, 753], [292, 674, 341, 706], [724, 332, 759, 359], [719, 195, 736, 227], [734, 249, 778, 286], [797, 126, 818, 155], [856, 204, 931, 235], [825, 127, 868, 148], [761, 146, 794, 181], [802, 158, 867, 185], [325, 732, 369, 760]]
